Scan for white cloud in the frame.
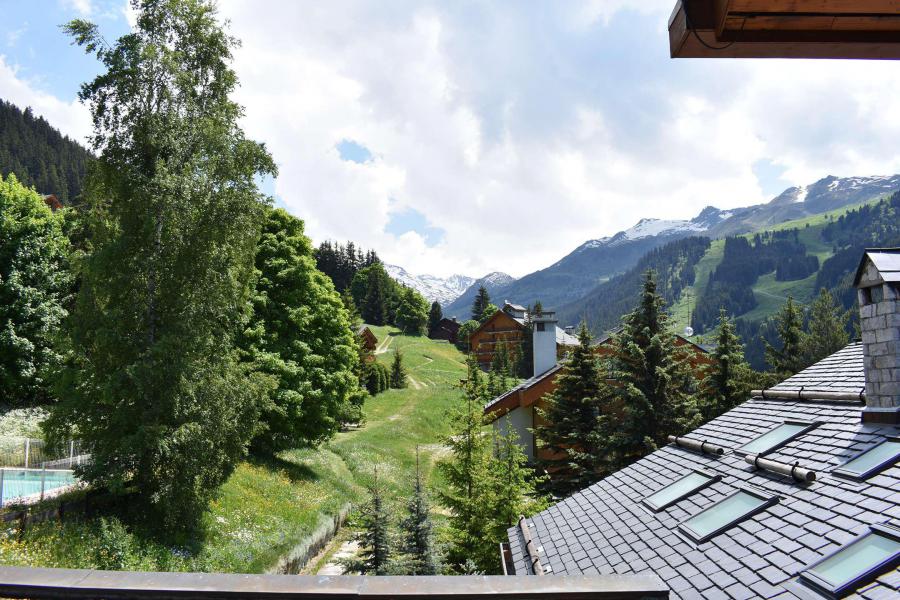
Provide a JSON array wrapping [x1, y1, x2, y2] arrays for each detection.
[[63, 0, 95, 17], [0, 55, 91, 144]]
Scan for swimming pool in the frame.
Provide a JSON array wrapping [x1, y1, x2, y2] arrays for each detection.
[[0, 468, 76, 504]]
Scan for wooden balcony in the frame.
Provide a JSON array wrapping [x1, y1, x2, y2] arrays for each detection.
[[670, 0, 900, 59], [0, 567, 668, 599]]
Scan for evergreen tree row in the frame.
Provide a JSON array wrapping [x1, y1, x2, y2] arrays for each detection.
[[0, 99, 92, 203]]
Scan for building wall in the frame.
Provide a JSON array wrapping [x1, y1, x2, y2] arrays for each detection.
[[494, 405, 535, 461]]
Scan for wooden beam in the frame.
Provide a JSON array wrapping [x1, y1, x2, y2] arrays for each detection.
[[728, 1, 900, 14]]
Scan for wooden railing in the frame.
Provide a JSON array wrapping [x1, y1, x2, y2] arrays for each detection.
[[0, 567, 669, 599]]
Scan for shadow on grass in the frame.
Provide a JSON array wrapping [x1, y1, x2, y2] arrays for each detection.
[[248, 453, 322, 485]]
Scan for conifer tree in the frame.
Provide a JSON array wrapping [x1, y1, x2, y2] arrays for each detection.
[[700, 309, 753, 421], [471, 286, 491, 322], [490, 427, 546, 538], [490, 342, 511, 393], [427, 302, 443, 336], [342, 288, 361, 328], [765, 295, 805, 377], [363, 267, 387, 325], [801, 288, 849, 367], [343, 469, 392, 575], [536, 322, 605, 494], [438, 357, 497, 573], [390, 350, 408, 389], [46, 1, 275, 531], [399, 447, 438, 575], [597, 271, 701, 473]]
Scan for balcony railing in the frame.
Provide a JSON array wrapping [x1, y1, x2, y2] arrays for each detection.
[[0, 567, 668, 599]]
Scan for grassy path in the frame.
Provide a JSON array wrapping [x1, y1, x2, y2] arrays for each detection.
[[0, 327, 467, 574]]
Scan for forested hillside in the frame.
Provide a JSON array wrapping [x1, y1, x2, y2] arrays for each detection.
[[0, 99, 92, 203]]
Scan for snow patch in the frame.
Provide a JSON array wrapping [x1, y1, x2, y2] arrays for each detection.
[[385, 265, 475, 305], [794, 185, 808, 203]]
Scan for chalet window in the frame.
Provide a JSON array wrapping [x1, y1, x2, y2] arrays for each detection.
[[735, 420, 817, 457], [833, 438, 900, 481], [678, 487, 777, 544], [799, 523, 900, 598], [642, 470, 720, 512]]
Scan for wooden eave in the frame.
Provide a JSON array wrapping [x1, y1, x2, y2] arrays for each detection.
[[670, 0, 900, 59]]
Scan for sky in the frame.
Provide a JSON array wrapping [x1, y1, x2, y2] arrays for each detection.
[[4, 1, 900, 278]]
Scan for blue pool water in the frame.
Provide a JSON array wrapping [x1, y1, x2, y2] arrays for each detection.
[[0, 469, 76, 503]]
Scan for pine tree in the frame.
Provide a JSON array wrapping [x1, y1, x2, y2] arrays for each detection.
[[700, 309, 753, 421], [801, 288, 849, 367], [765, 295, 805, 377], [363, 267, 387, 325], [342, 288, 361, 328], [535, 322, 605, 494], [427, 301, 443, 336], [490, 427, 546, 539], [438, 357, 497, 573], [390, 350, 408, 389], [490, 342, 511, 394], [399, 447, 438, 575], [597, 271, 701, 473], [471, 286, 491, 322], [343, 469, 392, 575], [532, 301, 543, 317], [46, 1, 276, 532]]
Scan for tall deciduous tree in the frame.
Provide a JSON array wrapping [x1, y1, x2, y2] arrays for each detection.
[[598, 271, 701, 472], [700, 308, 753, 421], [0, 174, 71, 405], [536, 322, 605, 494], [45, 0, 275, 531], [765, 295, 805, 378], [801, 288, 850, 367], [427, 301, 442, 337], [243, 207, 364, 454], [395, 287, 429, 335], [471, 286, 490, 322]]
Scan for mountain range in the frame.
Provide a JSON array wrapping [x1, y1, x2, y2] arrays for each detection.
[[384, 265, 476, 305], [434, 174, 900, 320]]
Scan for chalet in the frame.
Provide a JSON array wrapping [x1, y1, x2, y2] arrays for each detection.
[[469, 302, 579, 370], [42, 194, 62, 211], [504, 249, 900, 599], [429, 317, 461, 344], [356, 325, 378, 352], [485, 327, 712, 462]]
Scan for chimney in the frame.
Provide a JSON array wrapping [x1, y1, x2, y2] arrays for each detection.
[[533, 310, 559, 377], [854, 248, 900, 424]]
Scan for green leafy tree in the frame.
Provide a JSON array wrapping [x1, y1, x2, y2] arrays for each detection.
[[471, 285, 491, 322], [536, 322, 605, 494], [438, 357, 497, 573], [395, 287, 429, 335], [598, 271, 701, 473], [456, 319, 480, 352], [700, 309, 753, 421], [0, 174, 71, 405], [342, 288, 361, 328], [390, 350, 408, 389], [801, 288, 850, 367], [243, 207, 364, 454], [765, 295, 805, 377], [45, 1, 276, 532], [343, 470, 393, 575], [399, 447, 439, 575], [427, 301, 443, 336], [479, 303, 499, 324]]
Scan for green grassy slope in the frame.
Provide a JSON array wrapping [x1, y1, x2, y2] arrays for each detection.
[[0, 327, 467, 573]]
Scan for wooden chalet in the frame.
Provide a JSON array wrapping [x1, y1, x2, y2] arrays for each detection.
[[469, 302, 579, 370], [42, 194, 62, 211], [356, 325, 378, 352], [670, 0, 900, 59], [429, 317, 461, 344], [485, 331, 713, 462]]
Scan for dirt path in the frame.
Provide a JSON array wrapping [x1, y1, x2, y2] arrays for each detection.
[[374, 335, 394, 354], [316, 540, 360, 576], [408, 375, 425, 390]]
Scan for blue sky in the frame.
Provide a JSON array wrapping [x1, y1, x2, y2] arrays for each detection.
[[4, 1, 900, 278]]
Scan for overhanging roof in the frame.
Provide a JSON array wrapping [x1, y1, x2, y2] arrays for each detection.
[[670, 0, 900, 59]]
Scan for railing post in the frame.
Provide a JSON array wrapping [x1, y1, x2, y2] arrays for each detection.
[[0, 468, 5, 508], [24, 439, 30, 469], [40, 466, 46, 502], [69, 440, 75, 468]]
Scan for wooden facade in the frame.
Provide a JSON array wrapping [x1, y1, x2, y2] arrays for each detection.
[[429, 318, 461, 344], [356, 326, 378, 352], [670, 0, 900, 59], [469, 310, 528, 369]]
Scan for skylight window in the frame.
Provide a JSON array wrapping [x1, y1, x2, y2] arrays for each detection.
[[679, 488, 777, 543], [736, 420, 817, 456], [833, 438, 900, 481], [799, 523, 900, 598], [642, 470, 720, 512]]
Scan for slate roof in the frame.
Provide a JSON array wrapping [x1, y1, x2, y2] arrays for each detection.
[[484, 363, 563, 414], [854, 249, 900, 286], [508, 342, 900, 599]]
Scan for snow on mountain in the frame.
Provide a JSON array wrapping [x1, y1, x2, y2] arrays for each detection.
[[574, 216, 710, 254], [385, 265, 475, 305]]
